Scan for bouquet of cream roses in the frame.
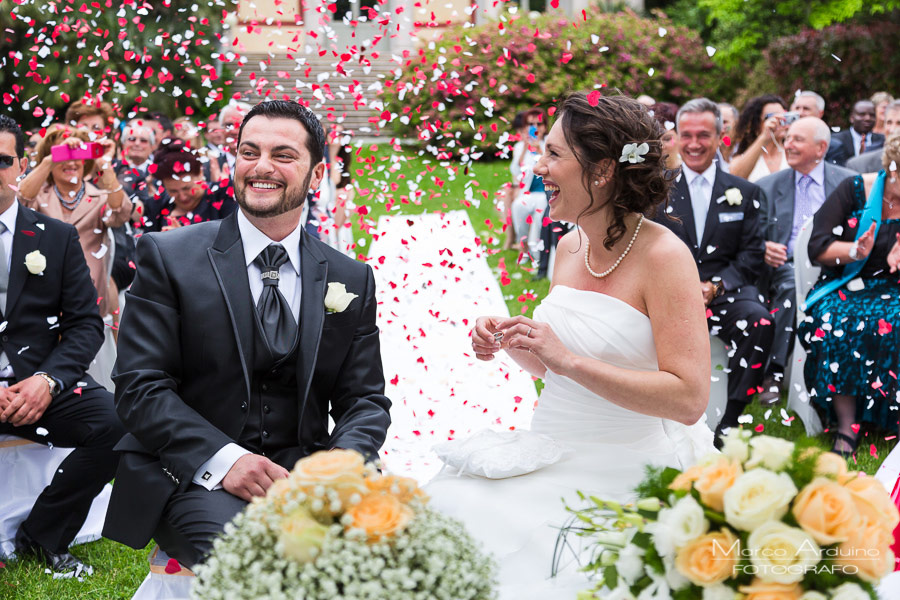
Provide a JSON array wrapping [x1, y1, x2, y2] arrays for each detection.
[[192, 449, 495, 600], [565, 432, 899, 600]]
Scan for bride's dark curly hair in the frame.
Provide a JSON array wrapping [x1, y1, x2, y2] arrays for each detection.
[[558, 92, 673, 249]]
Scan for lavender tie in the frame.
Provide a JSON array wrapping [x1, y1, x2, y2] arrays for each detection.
[[790, 174, 815, 256]]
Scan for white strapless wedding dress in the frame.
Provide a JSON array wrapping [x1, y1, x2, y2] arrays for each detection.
[[427, 286, 716, 599]]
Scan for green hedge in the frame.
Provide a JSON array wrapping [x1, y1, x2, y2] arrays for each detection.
[[758, 21, 900, 128], [382, 8, 725, 156]]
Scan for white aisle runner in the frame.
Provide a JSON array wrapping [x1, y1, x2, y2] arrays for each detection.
[[370, 211, 538, 484]]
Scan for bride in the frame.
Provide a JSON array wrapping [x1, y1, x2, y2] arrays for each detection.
[[426, 93, 717, 598]]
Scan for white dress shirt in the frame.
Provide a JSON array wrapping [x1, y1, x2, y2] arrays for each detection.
[[0, 200, 18, 380], [192, 209, 305, 491], [682, 162, 717, 243]]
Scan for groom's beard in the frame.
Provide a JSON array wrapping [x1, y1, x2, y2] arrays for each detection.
[[235, 169, 313, 219]]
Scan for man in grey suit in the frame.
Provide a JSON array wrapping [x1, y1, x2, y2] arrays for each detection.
[[846, 100, 900, 173], [756, 117, 856, 399]]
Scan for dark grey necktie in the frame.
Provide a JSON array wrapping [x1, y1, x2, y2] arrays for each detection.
[[253, 244, 297, 357], [0, 222, 8, 314]]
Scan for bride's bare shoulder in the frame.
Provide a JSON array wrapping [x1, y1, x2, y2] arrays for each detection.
[[637, 220, 698, 278]]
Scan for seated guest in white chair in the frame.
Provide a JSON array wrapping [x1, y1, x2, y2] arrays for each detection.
[[0, 116, 124, 574], [756, 117, 856, 400], [655, 99, 775, 448]]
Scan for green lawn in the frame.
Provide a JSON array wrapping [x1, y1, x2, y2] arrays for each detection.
[[1, 145, 892, 598]]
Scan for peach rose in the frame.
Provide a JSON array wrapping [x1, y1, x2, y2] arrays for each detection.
[[669, 463, 704, 492], [836, 517, 895, 582], [844, 474, 900, 533], [291, 449, 369, 508], [344, 492, 414, 541], [814, 451, 848, 479], [738, 578, 804, 600], [695, 457, 744, 512], [791, 477, 859, 545], [674, 528, 740, 586], [366, 474, 428, 504]]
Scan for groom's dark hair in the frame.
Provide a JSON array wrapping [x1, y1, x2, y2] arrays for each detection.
[[237, 100, 326, 166]]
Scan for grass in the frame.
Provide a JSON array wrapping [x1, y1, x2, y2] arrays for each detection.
[[1, 145, 892, 597]]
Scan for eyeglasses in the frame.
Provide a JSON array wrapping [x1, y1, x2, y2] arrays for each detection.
[[126, 136, 150, 144], [0, 155, 18, 169]]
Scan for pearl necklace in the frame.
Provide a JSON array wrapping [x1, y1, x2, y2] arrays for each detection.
[[54, 182, 86, 211], [584, 214, 644, 279]]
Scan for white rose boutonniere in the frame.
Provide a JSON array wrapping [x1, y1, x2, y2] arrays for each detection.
[[25, 250, 47, 275], [724, 187, 743, 206], [324, 282, 358, 314]]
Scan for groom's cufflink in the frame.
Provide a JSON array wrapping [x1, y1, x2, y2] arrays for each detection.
[[202, 471, 212, 481]]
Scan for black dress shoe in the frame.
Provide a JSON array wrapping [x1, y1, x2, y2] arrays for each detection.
[[757, 376, 783, 406], [14, 527, 88, 574]]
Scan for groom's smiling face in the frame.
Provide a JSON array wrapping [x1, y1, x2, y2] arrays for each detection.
[[234, 116, 325, 220]]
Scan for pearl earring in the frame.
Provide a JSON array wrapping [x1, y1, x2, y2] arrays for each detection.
[[594, 180, 600, 186]]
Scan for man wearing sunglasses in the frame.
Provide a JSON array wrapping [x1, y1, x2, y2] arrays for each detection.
[[0, 115, 124, 574]]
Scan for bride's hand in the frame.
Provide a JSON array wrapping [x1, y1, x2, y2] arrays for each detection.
[[496, 316, 571, 375], [471, 316, 504, 361]]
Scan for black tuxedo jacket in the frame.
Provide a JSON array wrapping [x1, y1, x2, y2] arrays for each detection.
[[104, 211, 391, 548], [1, 206, 104, 387], [656, 166, 766, 299], [825, 130, 885, 167]]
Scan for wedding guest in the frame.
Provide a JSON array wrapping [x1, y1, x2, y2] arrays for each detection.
[[650, 102, 681, 170], [103, 100, 391, 569], [825, 100, 884, 167], [729, 94, 791, 182], [501, 111, 527, 250], [717, 102, 739, 170], [0, 115, 124, 575], [147, 111, 175, 147], [64, 100, 116, 140], [872, 91, 895, 136], [799, 133, 900, 456], [790, 91, 826, 119], [115, 120, 157, 216], [429, 93, 714, 598], [847, 100, 900, 174], [657, 98, 775, 445], [509, 108, 547, 262], [173, 116, 202, 148], [756, 117, 856, 401], [217, 101, 252, 171], [17, 124, 132, 321], [325, 124, 355, 254], [140, 140, 236, 233]]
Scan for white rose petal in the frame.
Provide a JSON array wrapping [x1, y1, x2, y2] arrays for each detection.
[[720, 428, 751, 463], [703, 583, 739, 600], [615, 543, 645, 585], [799, 592, 828, 600], [723, 468, 797, 531]]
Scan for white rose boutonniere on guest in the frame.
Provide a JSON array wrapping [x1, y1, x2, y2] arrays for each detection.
[[324, 282, 358, 314], [25, 250, 47, 276], [724, 188, 742, 206]]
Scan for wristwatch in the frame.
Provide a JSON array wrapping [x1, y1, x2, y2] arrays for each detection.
[[35, 372, 60, 398], [711, 280, 725, 298], [848, 242, 859, 260]]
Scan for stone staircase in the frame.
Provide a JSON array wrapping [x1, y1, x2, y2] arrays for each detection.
[[227, 53, 398, 136]]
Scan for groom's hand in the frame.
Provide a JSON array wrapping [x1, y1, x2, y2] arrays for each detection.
[[222, 454, 289, 502]]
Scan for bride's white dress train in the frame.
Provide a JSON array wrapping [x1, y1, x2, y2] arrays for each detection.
[[427, 286, 716, 598]]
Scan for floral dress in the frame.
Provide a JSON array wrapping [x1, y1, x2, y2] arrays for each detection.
[[798, 175, 900, 427]]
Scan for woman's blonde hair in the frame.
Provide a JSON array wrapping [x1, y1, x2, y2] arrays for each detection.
[[883, 131, 900, 171], [34, 124, 96, 184]]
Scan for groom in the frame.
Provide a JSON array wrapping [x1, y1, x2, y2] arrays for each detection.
[[103, 100, 391, 567]]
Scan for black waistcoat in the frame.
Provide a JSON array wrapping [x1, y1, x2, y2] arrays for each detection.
[[238, 307, 301, 459]]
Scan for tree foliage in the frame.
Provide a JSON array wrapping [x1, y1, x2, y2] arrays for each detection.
[[665, 0, 900, 71], [383, 8, 726, 157], [0, 0, 236, 131]]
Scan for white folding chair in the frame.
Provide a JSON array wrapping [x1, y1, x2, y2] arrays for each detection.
[[705, 335, 730, 432], [131, 546, 195, 600], [874, 443, 900, 598], [86, 228, 117, 393], [0, 434, 112, 557], [786, 217, 823, 435]]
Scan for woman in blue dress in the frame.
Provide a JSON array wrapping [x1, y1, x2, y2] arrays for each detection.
[[799, 134, 900, 456]]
